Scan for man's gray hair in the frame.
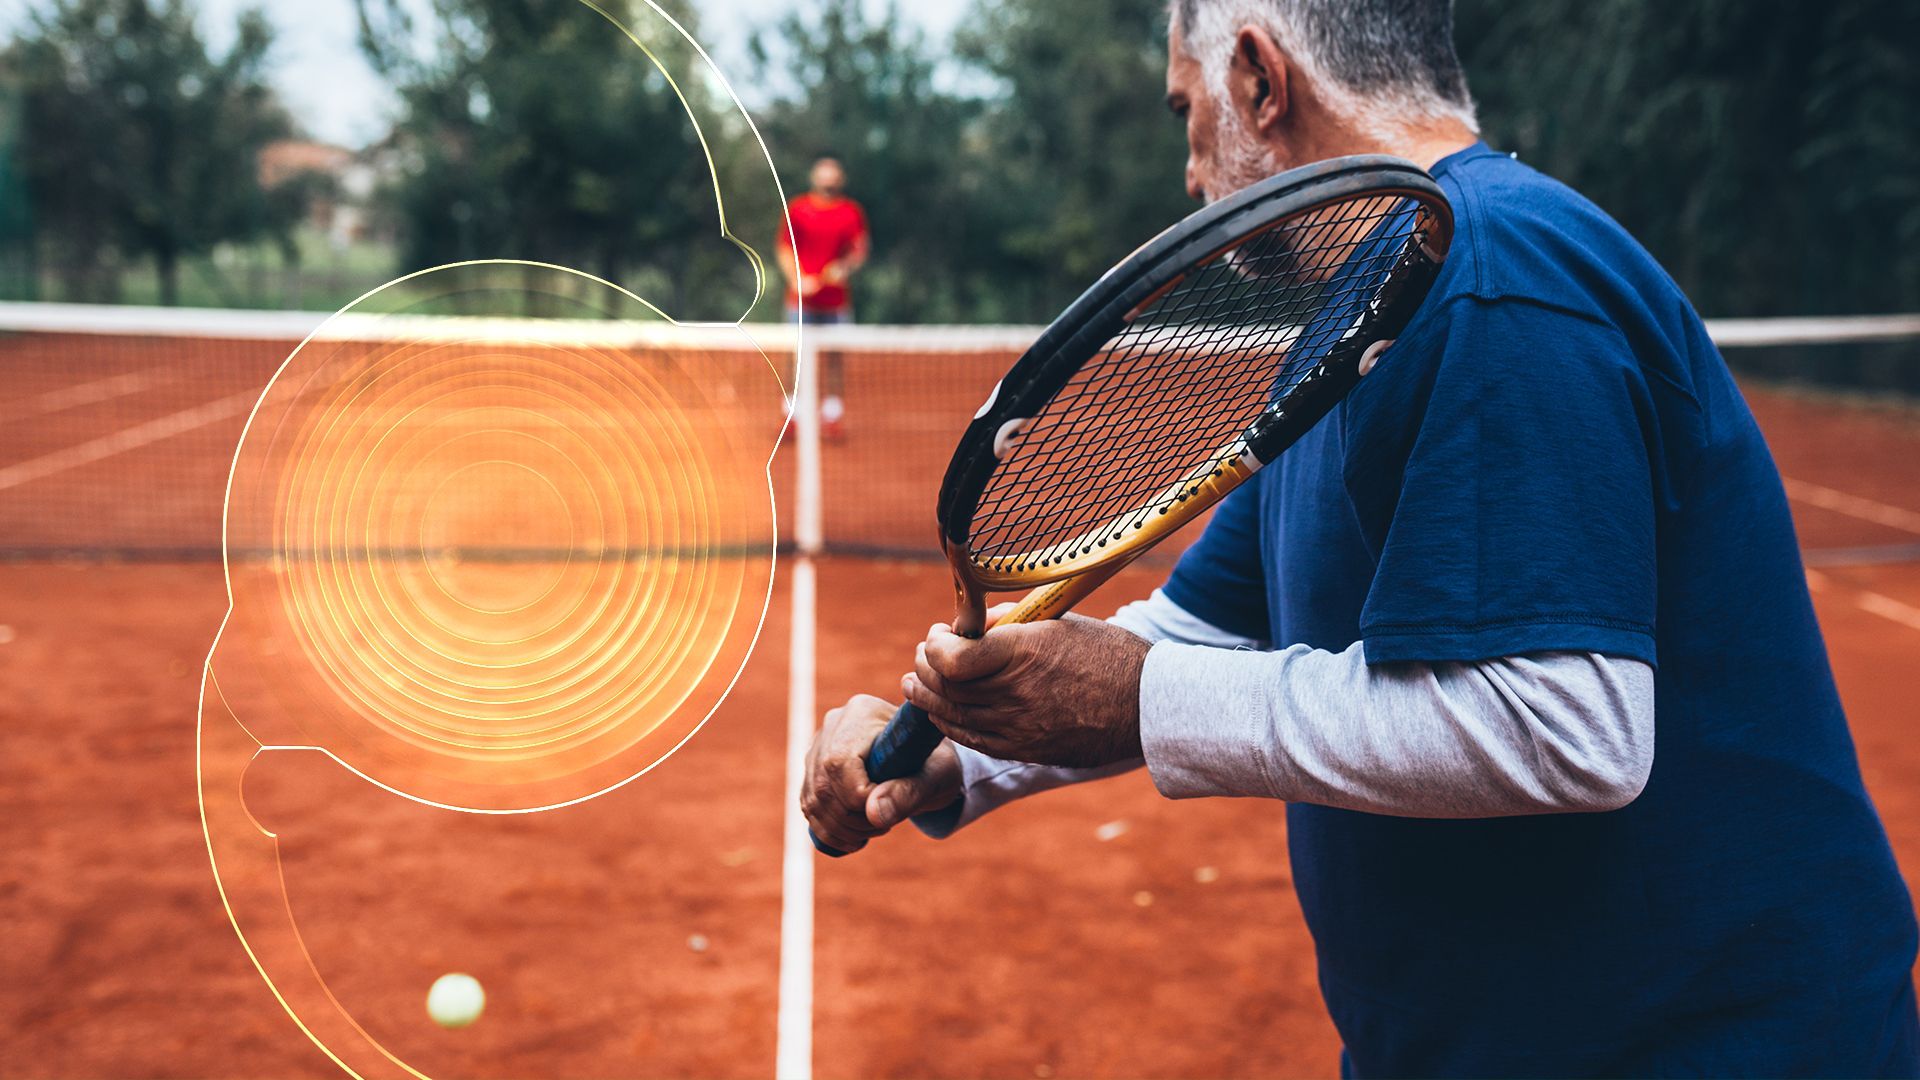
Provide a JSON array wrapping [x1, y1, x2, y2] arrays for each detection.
[[1171, 0, 1478, 138]]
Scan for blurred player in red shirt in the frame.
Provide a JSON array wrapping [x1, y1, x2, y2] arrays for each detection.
[[777, 155, 868, 440]]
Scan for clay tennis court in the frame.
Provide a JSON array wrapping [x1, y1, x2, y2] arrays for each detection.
[[2, 311, 1918, 1078]]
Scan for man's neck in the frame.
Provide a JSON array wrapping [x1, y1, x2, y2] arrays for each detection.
[[1369, 118, 1480, 172], [1398, 131, 1480, 172], [1302, 118, 1479, 174], [809, 190, 843, 204]]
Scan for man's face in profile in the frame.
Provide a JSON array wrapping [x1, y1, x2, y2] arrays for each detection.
[[1165, 25, 1279, 205], [811, 157, 846, 197]]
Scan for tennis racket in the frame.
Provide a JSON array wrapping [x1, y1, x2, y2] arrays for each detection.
[[812, 155, 1452, 856]]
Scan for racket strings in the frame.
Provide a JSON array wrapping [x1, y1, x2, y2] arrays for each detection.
[[969, 193, 1430, 574], [1021, 196, 1396, 483]]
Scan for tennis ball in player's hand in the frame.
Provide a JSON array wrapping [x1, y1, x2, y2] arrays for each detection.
[[427, 973, 485, 1029]]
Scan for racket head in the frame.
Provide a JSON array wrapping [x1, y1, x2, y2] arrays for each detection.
[[935, 155, 1452, 610]]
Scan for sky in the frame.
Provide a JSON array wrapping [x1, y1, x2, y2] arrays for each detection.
[[0, 0, 966, 147]]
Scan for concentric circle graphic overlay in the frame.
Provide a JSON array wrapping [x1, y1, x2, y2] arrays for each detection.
[[214, 262, 783, 812], [196, 1, 793, 1074]]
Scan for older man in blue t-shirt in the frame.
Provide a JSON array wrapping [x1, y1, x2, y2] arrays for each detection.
[[799, 1, 1919, 1074]]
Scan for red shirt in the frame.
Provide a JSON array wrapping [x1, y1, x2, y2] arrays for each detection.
[[782, 193, 868, 312]]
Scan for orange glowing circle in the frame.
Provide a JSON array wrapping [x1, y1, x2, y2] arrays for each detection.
[[217, 263, 781, 810]]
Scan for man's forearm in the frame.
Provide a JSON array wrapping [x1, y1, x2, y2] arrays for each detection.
[[921, 589, 1655, 836], [774, 238, 799, 287], [1140, 641, 1654, 817], [912, 750, 1139, 838]]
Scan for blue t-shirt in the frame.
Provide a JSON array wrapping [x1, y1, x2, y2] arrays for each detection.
[[1164, 143, 1919, 1077]]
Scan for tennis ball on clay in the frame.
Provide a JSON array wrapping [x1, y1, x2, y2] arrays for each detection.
[[427, 973, 485, 1029]]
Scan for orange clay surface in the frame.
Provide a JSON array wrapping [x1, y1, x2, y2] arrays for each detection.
[[2, 381, 1919, 1078]]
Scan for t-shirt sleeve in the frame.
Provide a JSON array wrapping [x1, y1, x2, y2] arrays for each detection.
[[1354, 296, 1660, 665], [1160, 482, 1269, 642]]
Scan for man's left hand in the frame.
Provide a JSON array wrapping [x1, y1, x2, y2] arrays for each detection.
[[903, 614, 1151, 768]]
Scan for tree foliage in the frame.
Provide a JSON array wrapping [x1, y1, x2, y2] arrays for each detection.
[[748, 0, 983, 319], [3, 0, 301, 304], [749, 0, 984, 321], [2, 0, 1913, 320], [748, 0, 1919, 321], [1437, 0, 1916, 316], [356, 0, 766, 319], [952, 0, 1193, 319], [751, 0, 1191, 323]]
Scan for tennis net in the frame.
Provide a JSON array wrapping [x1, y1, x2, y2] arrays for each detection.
[[0, 301, 1915, 563]]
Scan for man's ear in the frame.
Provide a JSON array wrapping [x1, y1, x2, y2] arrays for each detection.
[[1226, 25, 1291, 134]]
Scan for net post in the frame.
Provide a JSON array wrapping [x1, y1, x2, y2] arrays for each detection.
[[794, 329, 824, 556]]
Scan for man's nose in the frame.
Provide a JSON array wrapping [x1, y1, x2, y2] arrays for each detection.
[[1185, 159, 1204, 203]]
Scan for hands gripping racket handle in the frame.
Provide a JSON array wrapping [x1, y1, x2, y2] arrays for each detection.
[[808, 702, 944, 857], [807, 566, 1131, 857]]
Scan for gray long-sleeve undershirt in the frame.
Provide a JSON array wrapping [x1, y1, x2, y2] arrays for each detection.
[[914, 589, 1654, 838]]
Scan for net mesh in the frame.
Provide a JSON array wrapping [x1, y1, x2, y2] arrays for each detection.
[[0, 304, 1915, 566], [966, 192, 1436, 573], [0, 313, 795, 557]]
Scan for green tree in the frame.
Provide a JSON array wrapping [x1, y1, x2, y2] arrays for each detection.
[[4, 0, 302, 304], [1456, 0, 1920, 317], [751, 0, 1192, 323], [356, 0, 759, 319], [747, 0, 1917, 323], [953, 0, 1194, 321], [0, 78, 35, 297], [749, 0, 981, 321]]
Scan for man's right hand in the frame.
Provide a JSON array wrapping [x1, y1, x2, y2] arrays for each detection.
[[801, 693, 962, 855]]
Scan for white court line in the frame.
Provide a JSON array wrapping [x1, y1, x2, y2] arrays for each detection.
[[776, 556, 817, 1080], [0, 389, 257, 492], [1805, 570, 1920, 634], [1856, 591, 1920, 633], [1783, 478, 1920, 537], [775, 329, 824, 1080], [34, 369, 167, 414], [0, 368, 171, 424]]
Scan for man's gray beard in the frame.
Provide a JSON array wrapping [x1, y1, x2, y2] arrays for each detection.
[[1204, 116, 1296, 279], [1207, 114, 1283, 204]]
